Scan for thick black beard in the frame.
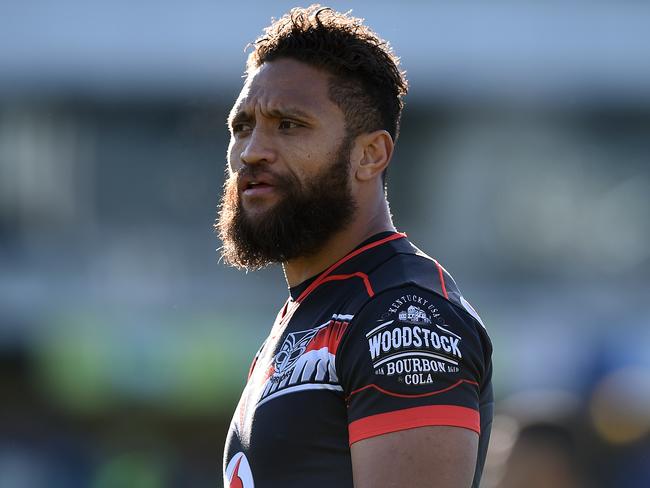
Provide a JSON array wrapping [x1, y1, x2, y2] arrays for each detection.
[[215, 138, 357, 270]]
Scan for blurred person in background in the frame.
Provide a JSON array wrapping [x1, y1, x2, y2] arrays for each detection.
[[498, 423, 587, 488], [216, 5, 492, 488]]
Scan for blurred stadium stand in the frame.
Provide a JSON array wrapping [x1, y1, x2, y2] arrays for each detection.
[[1, 1, 649, 487]]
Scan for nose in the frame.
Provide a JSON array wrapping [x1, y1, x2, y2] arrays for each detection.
[[239, 127, 276, 167]]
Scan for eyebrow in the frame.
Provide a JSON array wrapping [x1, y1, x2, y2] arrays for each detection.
[[228, 110, 251, 128], [228, 105, 314, 128], [264, 107, 313, 120]]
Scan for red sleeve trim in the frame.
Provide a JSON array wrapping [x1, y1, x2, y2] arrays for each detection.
[[348, 405, 480, 445]]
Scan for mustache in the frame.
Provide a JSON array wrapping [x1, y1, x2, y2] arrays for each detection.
[[228, 166, 295, 188]]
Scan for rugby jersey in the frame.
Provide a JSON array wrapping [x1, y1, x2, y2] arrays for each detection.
[[223, 232, 493, 487]]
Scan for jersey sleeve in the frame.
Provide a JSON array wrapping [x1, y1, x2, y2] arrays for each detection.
[[336, 285, 490, 446]]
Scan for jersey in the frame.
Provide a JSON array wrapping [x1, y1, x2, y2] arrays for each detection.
[[223, 232, 493, 487]]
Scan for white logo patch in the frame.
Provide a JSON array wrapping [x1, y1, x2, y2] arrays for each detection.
[[368, 294, 462, 385]]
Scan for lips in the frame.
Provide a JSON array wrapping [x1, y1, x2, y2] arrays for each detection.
[[246, 181, 271, 190], [238, 172, 280, 197]]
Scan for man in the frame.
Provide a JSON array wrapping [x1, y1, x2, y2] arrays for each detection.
[[216, 5, 493, 487]]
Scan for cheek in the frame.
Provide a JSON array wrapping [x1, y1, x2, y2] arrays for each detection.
[[227, 139, 239, 173], [289, 145, 326, 174]]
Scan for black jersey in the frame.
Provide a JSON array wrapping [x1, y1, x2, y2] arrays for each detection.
[[223, 233, 493, 488]]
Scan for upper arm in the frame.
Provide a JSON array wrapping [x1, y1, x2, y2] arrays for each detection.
[[351, 425, 478, 488], [337, 285, 490, 486]]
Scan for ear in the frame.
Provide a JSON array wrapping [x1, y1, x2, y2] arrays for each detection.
[[351, 130, 394, 182]]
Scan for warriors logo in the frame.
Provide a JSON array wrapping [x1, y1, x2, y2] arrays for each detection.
[[256, 314, 352, 406], [272, 326, 325, 378]]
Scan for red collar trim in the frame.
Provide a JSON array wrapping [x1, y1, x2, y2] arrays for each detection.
[[295, 232, 407, 303]]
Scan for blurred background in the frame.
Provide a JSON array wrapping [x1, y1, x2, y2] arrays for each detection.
[[1, 1, 649, 486]]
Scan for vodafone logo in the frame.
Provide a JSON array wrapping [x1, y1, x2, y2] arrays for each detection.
[[225, 452, 254, 488]]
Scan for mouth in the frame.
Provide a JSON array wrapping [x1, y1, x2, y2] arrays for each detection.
[[245, 181, 272, 190], [239, 176, 277, 197]]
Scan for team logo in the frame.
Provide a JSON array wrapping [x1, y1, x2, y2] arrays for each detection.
[[257, 315, 351, 406], [272, 326, 325, 378], [225, 452, 254, 488]]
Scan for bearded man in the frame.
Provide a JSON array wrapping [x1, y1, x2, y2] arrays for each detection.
[[216, 6, 493, 488]]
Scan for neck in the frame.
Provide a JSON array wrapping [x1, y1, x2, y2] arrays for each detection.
[[283, 199, 395, 287]]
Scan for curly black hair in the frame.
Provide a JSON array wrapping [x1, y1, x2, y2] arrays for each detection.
[[246, 5, 408, 141]]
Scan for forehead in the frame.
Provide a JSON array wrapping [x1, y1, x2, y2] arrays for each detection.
[[231, 58, 339, 118]]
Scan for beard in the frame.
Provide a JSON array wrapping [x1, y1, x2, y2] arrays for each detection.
[[215, 137, 357, 270]]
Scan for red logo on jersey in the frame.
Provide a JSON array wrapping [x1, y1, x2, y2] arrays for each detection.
[[229, 457, 243, 488], [225, 452, 254, 488], [256, 315, 351, 406]]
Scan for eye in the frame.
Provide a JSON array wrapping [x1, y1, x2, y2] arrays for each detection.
[[232, 122, 252, 134], [279, 120, 301, 130]]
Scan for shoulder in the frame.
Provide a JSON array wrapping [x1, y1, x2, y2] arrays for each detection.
[[349, 282, 490, 365], [337, 280, 491, 389], [365, 243, 487, 334], [337, 238, 491, 379], [336, 282, 491, 445]]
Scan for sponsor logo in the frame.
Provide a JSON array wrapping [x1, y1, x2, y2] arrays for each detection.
[[385, 294, 441, 319], [368, 295, 462, 385], [367, 325, 462, 360], [398, 305, 432, 324], [384, 357, 460, 375], [225, 452, 254, 488], [257, 314, 351, 406]]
